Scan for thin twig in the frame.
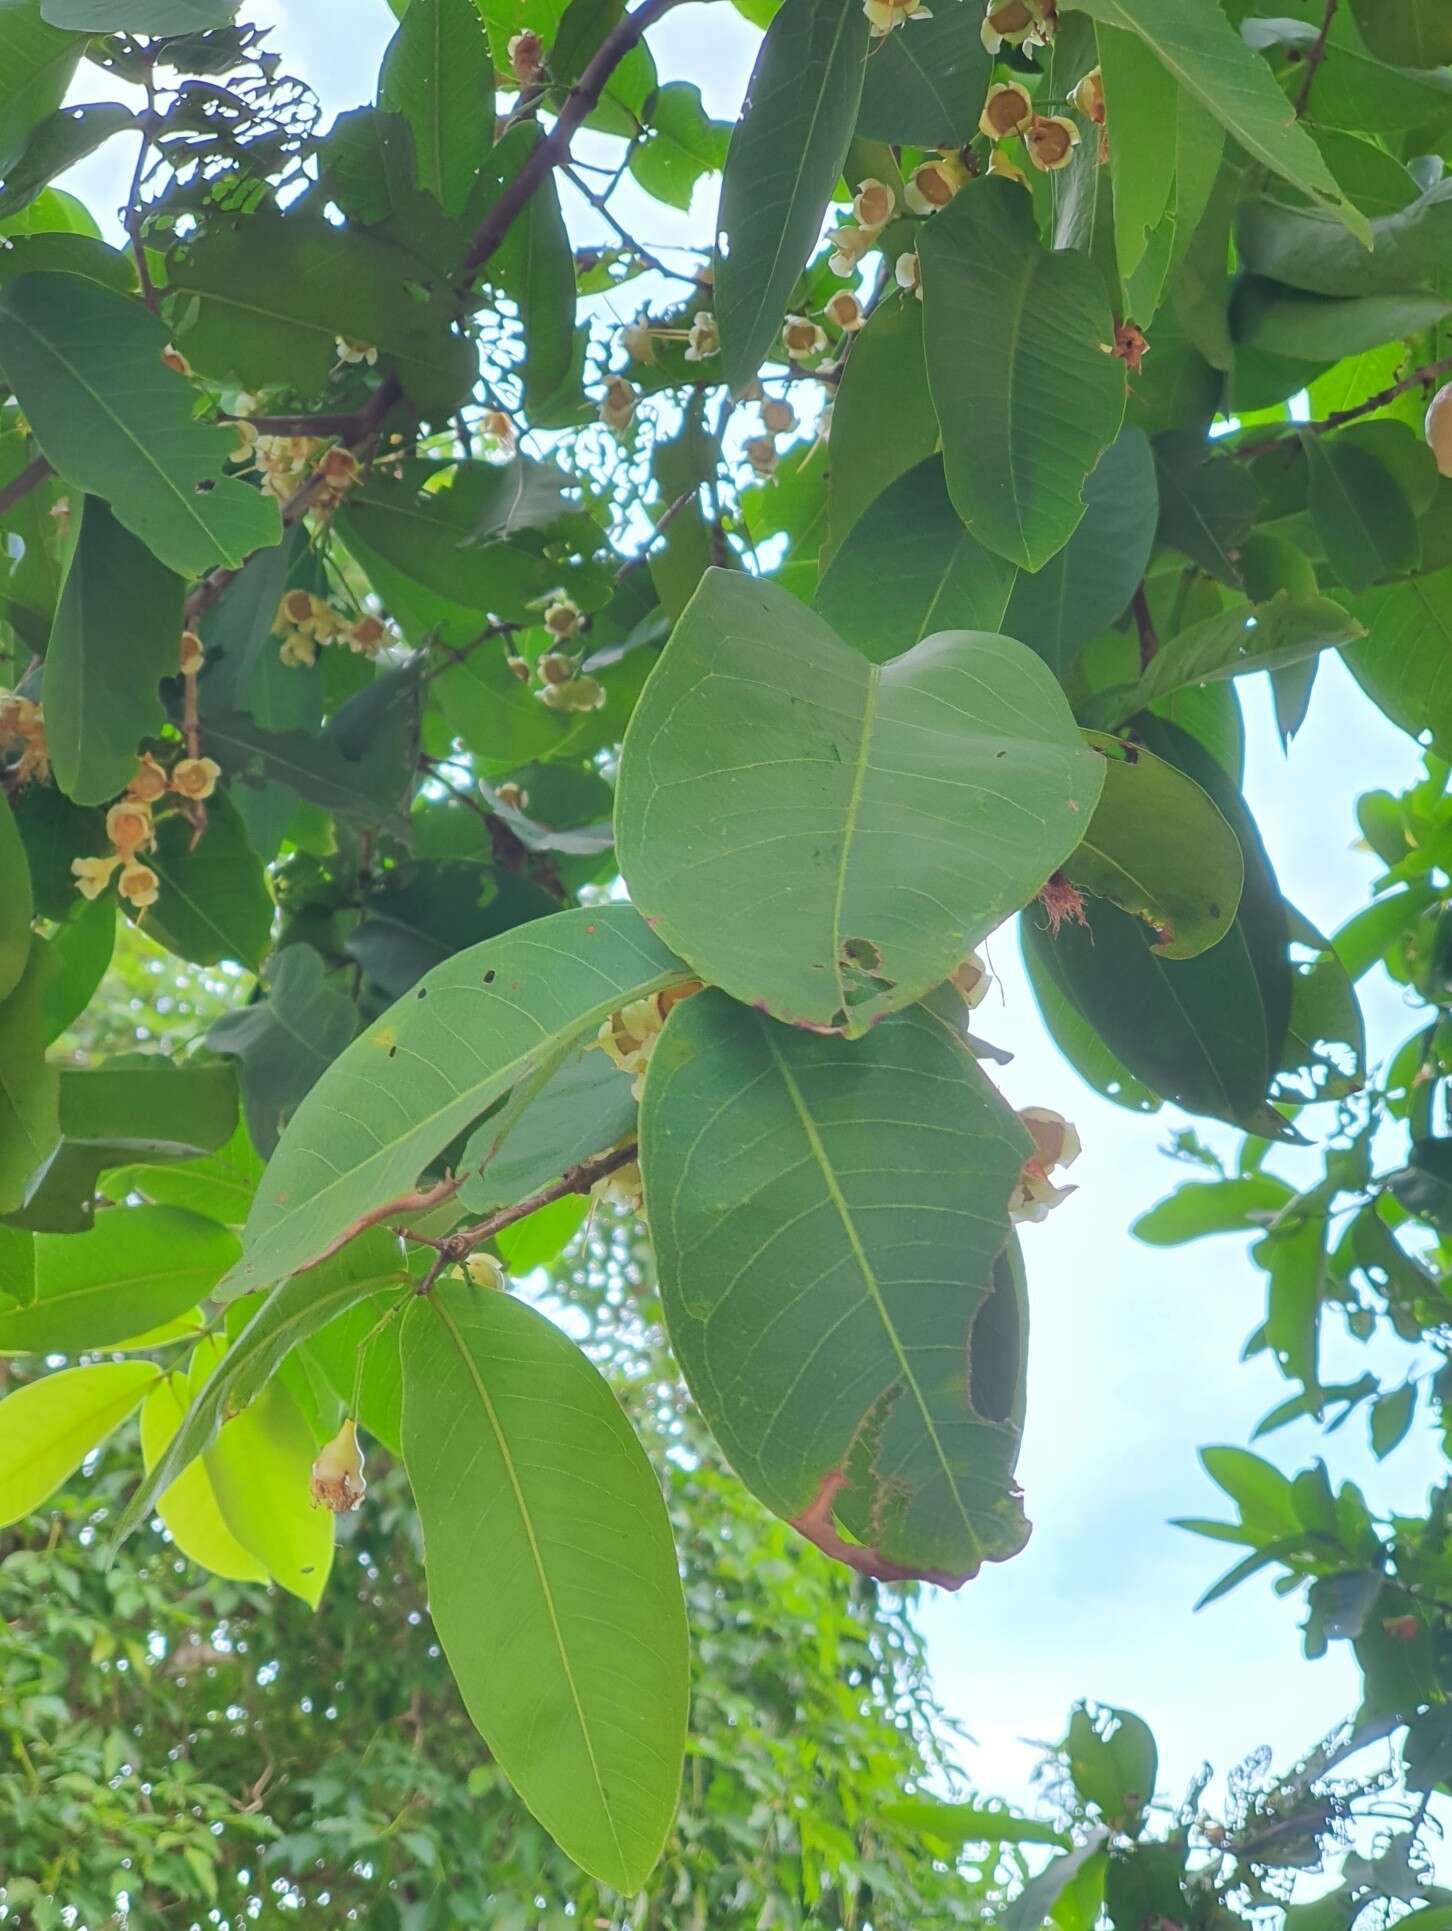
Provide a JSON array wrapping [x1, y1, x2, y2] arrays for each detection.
[[1131, 583, 1159, 668], [1232, 350, 1452, 460], [124, 87, 160, 311], [0, 455, 53, 517], [407, 1141, 639, 1294], [563, 163, 706, 288], [1294, 0, 1340, 116]]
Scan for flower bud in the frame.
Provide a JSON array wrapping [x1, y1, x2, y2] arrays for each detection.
[[463, 1252, 508, 1290], [71, 853, 120, 900], [178, 630, 205, 677], [505, 653, 531, 682], [864, 0, 933, 34], [170, 755, 221, 801], [823, 290, 866, 333], [950, 951, 992, 1009], [117, 861, 161, 910], [161, 344, 192, 378], [905, 155, 968, 215], [334, 338, 377, 367], [599, 374, 637, 434], [543, 597, 583, 640], [894, 251, 923, 300], [1426, 382, 1452, 477], [782, 314, 828, 361], [979, 81, 1035, 142], [481, 409, 516, 449], [684, 311, 719, 362], [128, 752, 169, 804], [1072, 65, 1106, 125], [745, 436, 779, 479], [852, 178, 895, 229], [828, 224, 877, 277], [1024, 114, 1080, 171], [105, 800, 154, 856], [761, 399, 796, 434], [988, 146, 1028, 186], [539, 673, 606, 713], [309, 1418, 366, 1513], [316, 445, 361, 487], [350, 614, 387, 654], [593, 1159, 644, 1214], [495, 781, 528, 811], [278, 630, 318, 669], [508, 28, 544, 84], [537, 650, 575, 685]]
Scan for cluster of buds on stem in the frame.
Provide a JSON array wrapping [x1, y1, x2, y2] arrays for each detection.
[[71, 743, 226, 909], [274, 590, 388, 669], [594, 981, 703, 1099], [533, 601, 606, 712], [0, 692, 48, 785], [1008, 1107, 1081, 1223]]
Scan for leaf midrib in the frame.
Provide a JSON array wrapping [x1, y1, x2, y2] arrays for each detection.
[[430, 1293, 627, 1874]]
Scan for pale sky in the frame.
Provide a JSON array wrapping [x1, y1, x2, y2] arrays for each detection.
[[57, 0, 1450, 1833]]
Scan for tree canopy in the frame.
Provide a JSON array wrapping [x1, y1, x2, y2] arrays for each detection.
[[6, 0, 1452, 1921]]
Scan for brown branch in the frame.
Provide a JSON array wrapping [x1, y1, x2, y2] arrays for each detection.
[[1293, 0, 1339, 117], [1131, 583, 1158, 668], [224, 409, 380, 437], [304, 1171, 466, 1273], [461, 0, 684, 282], [407, 1140, 639, 1294], [1232, 350, 1452, 460], [0, 454, 54, 518]]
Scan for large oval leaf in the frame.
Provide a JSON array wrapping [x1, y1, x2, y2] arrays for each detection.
[[403, 1281, 689, 1892], [139, 1370, 269, 1584], [642, 989, 1034, 1587], [821, 290, 940, 564], [224, 905, 689, 1299], [714, 0, 867, 392], [0, 271, 281, 576], [855, 0, 989, 145], [0, 1359, 158, 1527], [615, 570, 1103, 1035], [203, 1367, 334, 1606], [0, 789, 32, 1008], [918, 179, 1127, 572]]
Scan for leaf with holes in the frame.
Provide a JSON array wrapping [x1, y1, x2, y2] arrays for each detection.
[[615, 570, 1102, 1034], [402, 1280, 689, 1890], [223, 905, 690, 1299], [0, 271, 280, 576], [642, 988, 1033, 1585]]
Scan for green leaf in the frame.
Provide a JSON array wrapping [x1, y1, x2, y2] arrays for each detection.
[[1003, 1836, 1109, 1931], [877, 1798, 1070, 1850], [1066, 1705, 1157, 1835], [38, 896, 112, 1048], [1153, 432, 1255, 586], [140, 791, 272, 970], [1370, 1383, 1417, 1459], [496, 1190, 589, 1272], [1237, 175, 1452, 298], [0, 789, 32, 1007], [0, 947, 61, 1216], [615, 570, 1104, 1034], [203, 1374, 333, 1605], [139, 1370, 269, 1583], [379, 0, 491, 216], [1236, 284, 1452, 364], [475, 124, 577, 412], [402, 1280, 688, 1891], [919, 179, 1126, 571], [0, 5, 83, 177], [1067, 0, 1369, 242], [1064, 732, 1243, 960], [167, 210, 477, 420], [42, 496, 185, 806], [223, 905, 688, 1299], [114, 1228, 408, 1544], [104, 1118, 261, 1227], [0, 1206, 238, 1355], [0, 1359, 158, 1526], [208, 944, 357, 1157], [1343, 570, 1452, 757], [1199, 1442, 1300, 1530], [42, 0, 237, 23], [1305, 435, 1419, 593], [821, 290, 939, 562], [202, 711, 407, 839], [628, 81, 728, 211], [1133, 1174, 1295, 1246], [1020, 920, 1161, 1116], [0, 102, 136, 224], [1350, 0, 1452, 66], [643, 989, 1033, 1584], [457, 1046, 635, 1215], [0, 1225, 35, 1307], [714, 0, 868, 392], [301, 1286, 405, 1454], [1096, 21, 1175, 285], [855, 0, 988, 146], [1332, 885, 1439, 981], [0, 271, 281, 576]]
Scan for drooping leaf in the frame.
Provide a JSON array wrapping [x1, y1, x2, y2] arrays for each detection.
[[1063, 733, 1243, 960], [821, 290, 939, 562], [167, 210, 477, 419], [1344, 570, 1452, 757], [378, 0, 491, 216], [1068, 0, 1369, 241], [0, 1359, 158, 1527], [0, 1205, 237, 1355], [0, 788, 32, 1007], [223, 905, 690, 1299], [208, 943, 357, 1157], [1020, 921, 1162, 1116], [714, 0, 868, 392], [919, 179, 1127, 571], [139, 1370, 269, 1583], [202, 1375, 334, 1606], [42, 496, 185, 806], [644, 990, 1033, 1584], [0, 270, 281, 576], [402, 1279, 690, 1891], [1235, 283, 1452, 364], [615, 570, 1104, 1034], [114, 1228, 410, 1544]]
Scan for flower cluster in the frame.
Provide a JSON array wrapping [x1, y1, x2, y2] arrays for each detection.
[[1008, 1107, 1081, 1224], [70, 750, 224, 909], [828, 176, 895, 280], [274, 590, 388, 669], [979, 80, 1080, 174], [594, 981, 703, 1099], [0, 693, 48, 784], [231, 427, 320, 502]]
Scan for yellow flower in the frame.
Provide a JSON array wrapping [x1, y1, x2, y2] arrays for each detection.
[[1008, 1105, 1082, 1223], [828, 224, 878, 278], [823, 290, 866, 333], [543, 597, 583, 641], [495, 782, 529, 812], [276, 589, 316, 634], [128, 752, 170, 804], [71, 853, 120, 900], [621, 320, 656, 364], [894, 251, 923, 300], [782, 314, 828, 361], [117, 861, 161, 910], [905, 154, 969, 215], [1025, 114, 1081, 171], [852, 178, 895, 229], [981, 0, 1050, 52], [349, 614, 387, 654], [537, 650, 575, 686], [334, 337, 378, 366], [481, 408, 516, 448], [980, 81, 1035, 141], [463, 1253, 508, 1290], [309, 1418, 367, 1513], [864, 0, 932, 35], [988, 146, 1029, 186], [278, 629, 318, 669], [536, 673, 606, 713], [599, 374, 638, 434], [105, 800, 154, 856], [593, 1159, 644, 1214], [684, 311, 720, 362], [170, 755, 221, 801], [1072, 66, 1106, 125]]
